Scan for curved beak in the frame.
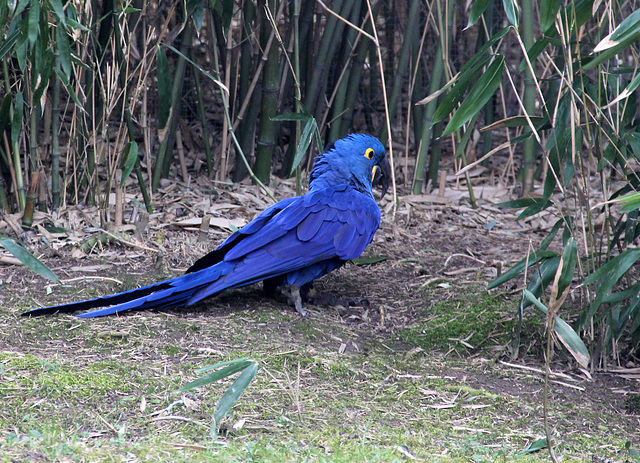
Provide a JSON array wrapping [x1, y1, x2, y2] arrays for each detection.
[[373, 155, 392, 199]]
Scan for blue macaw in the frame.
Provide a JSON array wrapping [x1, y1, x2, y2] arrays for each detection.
[[22, 134, 391, 318]]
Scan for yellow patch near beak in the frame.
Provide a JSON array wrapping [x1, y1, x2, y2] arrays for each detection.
[[371, 165, 378, 182]]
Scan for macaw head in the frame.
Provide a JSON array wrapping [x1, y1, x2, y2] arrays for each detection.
[[309, 134, 391, 199]]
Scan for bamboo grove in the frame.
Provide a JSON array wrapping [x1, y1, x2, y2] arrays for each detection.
[[3, 0, 640, 362]]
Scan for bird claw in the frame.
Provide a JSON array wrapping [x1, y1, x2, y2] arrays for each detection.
[[282, 284, 309, 317]]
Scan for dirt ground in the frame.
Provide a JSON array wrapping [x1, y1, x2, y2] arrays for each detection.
[[1, 178, 639, 460]]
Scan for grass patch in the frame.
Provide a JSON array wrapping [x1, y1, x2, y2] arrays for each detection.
[[400, 286, 517, 351], [1, 281, 637, 461]]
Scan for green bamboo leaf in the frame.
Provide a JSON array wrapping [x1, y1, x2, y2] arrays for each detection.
[[289, 117, 319, 175], [11, 92, 23, 144], [539, 0, 561, 32], [65, 17, 91, 32], [186, 0, 204, 30], [351, 256, 387, 265], [467, 0, 491, 28], [156, 46, 171, 130], [442, 56, 505, 137], [461, 27, 510, 75], [539, 218, 565, 251], [432, 56, 492, 124], [0, 95, 11, 136], [609, 9, 640, 42], [0, 2, 6, 26], [516, 437, 549, 455], [481, 115, 549, 131], [517, 198, 552, 220], [120, 141, 138, 187], [523, 290, 590, 368], [54, 67, 84, 108], [195, 357, 250, 374], [178, 359, 254, 392], [0, 238, 60, 283], [522, 256, 562, 307], [587, 34, 640, 69], [49, 0, 66, 26], [494, 198, 538, 209], [0, 30, 19, 61], [272, 112, 313, 122], [616, 192, 640, 213], [558, 238, 577, 296], [583, 249, 640, 286], [487, 251, 558, 289], [11, 0, 30, 21], [15, 30, 28, 72], [220, 0, 234, 35], [502, 0, 518, 27], [587, 12, 640, 70], [56, 23, 72, 79], [608, 72, 640, 106], [32, 46, 55, 104], [27, 0, 40, 44], [212, 362, 258, 428], [583, 248, 640, 319]]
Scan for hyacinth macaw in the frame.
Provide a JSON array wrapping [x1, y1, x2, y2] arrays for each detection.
[[22, 133, 391, 318]]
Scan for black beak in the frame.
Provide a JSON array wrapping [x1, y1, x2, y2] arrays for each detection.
[[373, 155, 392, 199]]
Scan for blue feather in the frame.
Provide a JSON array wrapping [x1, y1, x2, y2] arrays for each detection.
[[22, 134, 390, 318]]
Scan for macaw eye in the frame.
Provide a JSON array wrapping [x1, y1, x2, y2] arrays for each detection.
[[364, 148, 374, 160]]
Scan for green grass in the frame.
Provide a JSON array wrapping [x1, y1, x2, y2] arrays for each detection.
[[400, 287, 517, 351], [1, 281, 638, 462]]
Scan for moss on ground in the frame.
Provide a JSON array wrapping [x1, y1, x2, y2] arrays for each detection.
[[400, 286, 519, 351]]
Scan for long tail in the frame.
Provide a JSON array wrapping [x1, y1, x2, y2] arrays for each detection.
[[22, 262, 236, 318]]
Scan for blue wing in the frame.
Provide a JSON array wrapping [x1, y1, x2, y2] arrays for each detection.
[[22, 185, 381, 318]]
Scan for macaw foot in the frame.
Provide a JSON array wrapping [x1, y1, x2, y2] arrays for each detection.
[[281, 284, 309, 317]]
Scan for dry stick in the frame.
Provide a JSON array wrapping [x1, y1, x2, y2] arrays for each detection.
[[456, 142, 511, 176], [219, 27, 233, 182], [315, 0, 375, 42], [1, 132, 19, 202], [542, 257, 566, 463], [199, 214, 211, 244], [176, 129, 189, 183], [115, 169, 124, 227]]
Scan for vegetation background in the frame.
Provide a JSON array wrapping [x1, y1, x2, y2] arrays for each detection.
[[1, 0, 640, 460]]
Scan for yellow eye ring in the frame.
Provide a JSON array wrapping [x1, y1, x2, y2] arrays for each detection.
[[364, 148, 374, 160]]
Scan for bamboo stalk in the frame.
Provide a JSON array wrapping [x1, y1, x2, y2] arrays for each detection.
[[153, 23, 193, 190], [379, 0, 421, 142], [302, 0, 348, 122], [338, 5, 378, 136], [413, 38, 444, 193], [191, 51, 213, 175], [11, 92, 26, 210], [51, 50, 62, 209], [233, 0, 257, 181], [254, 0, 282, 184], [327, 0, 363, 142], [22, 171, 41, 228], [0, 174, 10, 211], [520, 0, 538, 196]]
